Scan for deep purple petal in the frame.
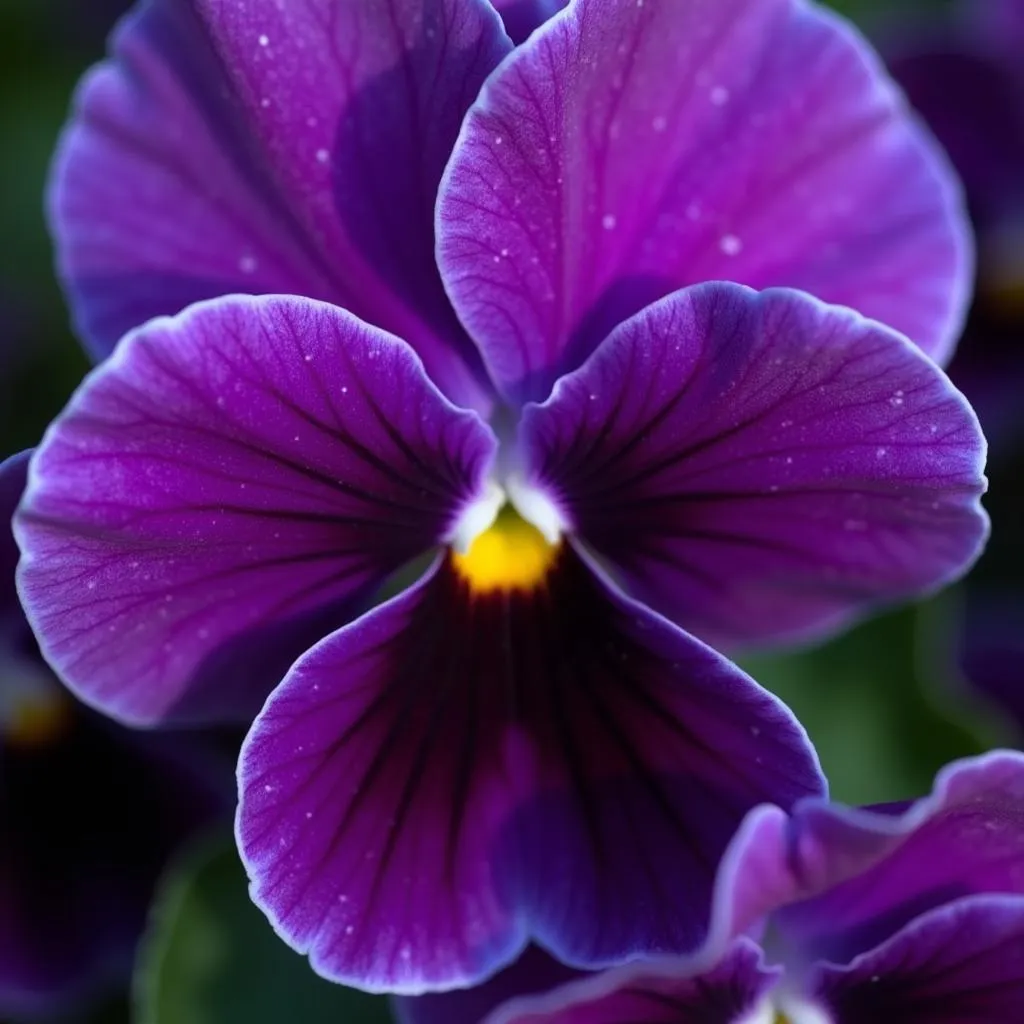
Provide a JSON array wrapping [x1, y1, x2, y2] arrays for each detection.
[[489, 0, 567, 44], [438, 0, 971, 404], [236, 547, 824, 992], [15, 295, 495, 726], [51, 0, 509, 409], [812, 895, 1024, 1023], [519, 283, 988, 649], [773, 751, 1024, 966], [395, 946, 586, 1024], [484, 939, 779, 1024]]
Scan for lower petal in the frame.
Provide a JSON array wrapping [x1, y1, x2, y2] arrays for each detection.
[[484, 939, 778, 1024], [237, 548, 823, 992], [812, 895, 1024, 1023]]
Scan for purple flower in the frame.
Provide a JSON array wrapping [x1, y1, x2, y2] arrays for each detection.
[[412, 751, 1024, 1023], [19, 0, 987, 994], [0, 452, 228, 1017]]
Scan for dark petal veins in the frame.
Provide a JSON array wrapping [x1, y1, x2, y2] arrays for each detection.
[[15, 295, 495, 726], [237, 548, 823, 991], [519, 283, 988, 649], [812, 895, 1024, 1024]]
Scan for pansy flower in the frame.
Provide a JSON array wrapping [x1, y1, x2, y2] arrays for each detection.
[[410, 751, 1024, 1023], [0, 452, 228, 1017], [20, 0, 986, 994]]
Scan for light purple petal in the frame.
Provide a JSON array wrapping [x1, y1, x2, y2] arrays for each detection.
[[776, 751, 1024, 965], [489, 0, 567, 44], [812, 895, 1024, 1023], [236, 547, 824, 992], [519, 283, 988, 649], [15, 295, 495, 726], [484, 939, 779, 1024], [51, 0, 508, 409], [438, 0, 971, 404]]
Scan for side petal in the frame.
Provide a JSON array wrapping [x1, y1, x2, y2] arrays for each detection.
[[236, 548, 824, 992], [484, 939, 779, 1024], [811, 895, 1024, 1023], [437, 0, 970, 404], [15, 295, 495, 726], [489, 1, 567, 44], [51, 0, 509, 408], [519, 283, 988, 649]]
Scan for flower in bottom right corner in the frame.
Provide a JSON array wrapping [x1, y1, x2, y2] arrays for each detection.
[[412, 750, 1024, 1023]]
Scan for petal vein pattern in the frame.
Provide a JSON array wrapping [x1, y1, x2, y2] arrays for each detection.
[[438, 0, 971, 404], [15, 295, 496, 725], [237, 548, 824, 992], [520, 284, 988, 648]]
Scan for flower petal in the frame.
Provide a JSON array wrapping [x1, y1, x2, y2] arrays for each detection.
[[236, 547, 824, 992], [0, 453, 30, 622], [484, 939, 778, 1024], [519, 283, 988, 649], [702, 751, 1024, 966], [438, 0, 970, 404], [811, 895, 1024, 1023], [489, 1, 567, 44], [51, 0, 509, 408], [15, 295, 495, 726]]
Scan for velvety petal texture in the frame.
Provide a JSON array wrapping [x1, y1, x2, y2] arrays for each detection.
[[732, 752, 1024, 966], [237, 548, 824, 992], [520, 284, 988, 648], [439, 0, 970, 404], [51, 0, 508, 407], [812, 895, 1024, 1023], [489, 0, 567, 44], [16, 295, 495, 726], [484, 940, 778, 1024]]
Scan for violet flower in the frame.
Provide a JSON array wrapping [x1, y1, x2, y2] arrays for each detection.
[[18, 0, 987, 994], [0, 452, 228, 1017], [420, 751, 1024, 1024]]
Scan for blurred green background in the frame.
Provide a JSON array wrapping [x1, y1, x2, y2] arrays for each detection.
[[0, 0, 1018, 1022]]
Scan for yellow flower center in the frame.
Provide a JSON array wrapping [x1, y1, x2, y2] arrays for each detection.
[[451, 504, 559, 593]]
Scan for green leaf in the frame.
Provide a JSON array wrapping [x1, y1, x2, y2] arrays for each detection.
[[136, 834, 394, 1024], [741, 598, 999, 806]]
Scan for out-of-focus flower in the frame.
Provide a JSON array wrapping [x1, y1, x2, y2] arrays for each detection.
[[0, 452, 228, 1018], [410, 751, 1024, 1023], [18, 0, 987, 994], [888, 0, 1024, 447]]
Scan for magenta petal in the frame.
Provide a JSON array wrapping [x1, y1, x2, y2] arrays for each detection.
[[768, 751, 1024, 966], [236, 548, 823, 991], [519, 283, 988, 649], [485, 939, 778, 1024], [52, 0, 508, 409], [438, 0, 970, 404], [15, 295, 495, 726], [812, 895, 1024, 1023]]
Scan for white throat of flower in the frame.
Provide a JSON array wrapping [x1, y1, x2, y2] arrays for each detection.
[[448, 475, 566, 554], [743, 992, 835, 1024]]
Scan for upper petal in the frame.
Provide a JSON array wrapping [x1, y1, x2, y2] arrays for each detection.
[[51, 0, 509, 408], [489, 0, 567, 44], [236, 546, 823, 992], [15, 295, 495, 726], [811, 895, 1024, 1024], [519, 283, 988, 649], [483, 939, 779, 1024], [437, 0, 971, 404]]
